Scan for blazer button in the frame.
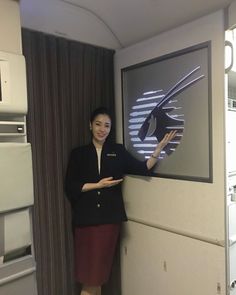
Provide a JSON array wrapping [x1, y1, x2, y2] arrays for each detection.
[[97, 191, 101, 195], [97, 203, 101, 208]]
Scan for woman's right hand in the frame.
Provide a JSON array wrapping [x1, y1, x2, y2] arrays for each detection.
[[82, 177, 123, 192], [97, 177, 123, 189]]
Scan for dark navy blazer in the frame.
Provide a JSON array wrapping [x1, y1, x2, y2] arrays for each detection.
[[65, 141, 148, 226]]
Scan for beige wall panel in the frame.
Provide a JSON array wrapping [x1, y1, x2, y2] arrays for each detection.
[[115, 10, 226, 242], [3, 209, 31, 254], [0, 0, 22, 54], [121, 221, 226, 295], [0, 143, 34, 212], [0, 51, 28, 114]]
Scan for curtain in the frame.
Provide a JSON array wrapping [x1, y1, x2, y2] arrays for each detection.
[[22, 28, 117, 295]]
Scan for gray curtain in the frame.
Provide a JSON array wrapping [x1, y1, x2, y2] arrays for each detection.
[[22, 28, 118, 295]]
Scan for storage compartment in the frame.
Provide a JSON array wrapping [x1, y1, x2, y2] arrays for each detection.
[[0, 209, 32, 256], [0, 256, 37, 295], [0, 51, 27, 115], [0, 143, 34, 212]]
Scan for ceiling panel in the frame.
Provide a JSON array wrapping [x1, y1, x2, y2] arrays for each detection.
[[21, 0, 233, 48]]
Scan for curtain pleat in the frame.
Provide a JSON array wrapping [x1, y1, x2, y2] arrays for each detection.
[[22, 28, 116, 295]]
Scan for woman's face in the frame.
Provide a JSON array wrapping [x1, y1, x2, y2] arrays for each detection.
[[90, 114, 111, 145]]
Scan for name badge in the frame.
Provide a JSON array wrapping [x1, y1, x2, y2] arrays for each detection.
[[107, 153, 117, 157]]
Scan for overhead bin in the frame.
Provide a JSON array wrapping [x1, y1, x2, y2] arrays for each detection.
[[0, 143, 34, 212], [0, 51, 27, 115]]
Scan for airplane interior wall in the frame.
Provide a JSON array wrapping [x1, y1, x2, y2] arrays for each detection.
[[0, 1, 232, 295], [0, 1, 37, 294], [115, 10, 226, 295]]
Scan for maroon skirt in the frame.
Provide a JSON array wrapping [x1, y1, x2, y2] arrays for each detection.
[[74, 223, 120, 286]]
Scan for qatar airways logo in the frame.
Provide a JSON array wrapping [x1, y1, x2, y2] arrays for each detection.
[[128, 66, 205, 160]]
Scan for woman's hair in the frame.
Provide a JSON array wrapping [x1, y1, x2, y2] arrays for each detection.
[[90, 107, 112, 123]]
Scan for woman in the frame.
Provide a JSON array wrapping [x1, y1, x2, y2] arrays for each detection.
[[65, 107, 176, 295]]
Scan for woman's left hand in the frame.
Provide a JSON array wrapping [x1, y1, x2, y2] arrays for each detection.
[[157, 130, 177, 151], [146, 130, 178, 170]]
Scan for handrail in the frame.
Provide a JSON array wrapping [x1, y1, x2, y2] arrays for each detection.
[[0, 266, 36, 286]]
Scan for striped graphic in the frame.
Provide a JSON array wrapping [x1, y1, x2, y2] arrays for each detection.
[[128, 66, 205, 160]]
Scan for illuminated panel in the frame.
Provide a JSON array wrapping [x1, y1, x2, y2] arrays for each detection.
[[128, 66, 205, 161], [122, 42, 212, 182]]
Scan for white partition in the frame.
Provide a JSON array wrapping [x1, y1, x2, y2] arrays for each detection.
[[227, 110, 236, 174], [121, 221, 225, 295], [116, 10, 225, 242], [0, 143, 34, 212], [229, 203, 236, 239], [0, 51, 27, 114], [115, 10, 227, 295]]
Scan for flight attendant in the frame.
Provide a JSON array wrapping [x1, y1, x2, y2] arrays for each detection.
[[65, 107, 176, 295]]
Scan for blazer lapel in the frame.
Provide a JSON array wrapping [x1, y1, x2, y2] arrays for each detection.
[[89, 143, 100, 178]]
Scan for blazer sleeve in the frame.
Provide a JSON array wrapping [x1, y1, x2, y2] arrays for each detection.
[[121, 145, 150, 176], [65, 149, 86, 202]]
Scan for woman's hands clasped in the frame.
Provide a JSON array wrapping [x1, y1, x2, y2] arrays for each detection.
[[97, 177, 123, 189]]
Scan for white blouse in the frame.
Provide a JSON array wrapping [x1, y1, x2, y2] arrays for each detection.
[[96, 147, 102, 173]]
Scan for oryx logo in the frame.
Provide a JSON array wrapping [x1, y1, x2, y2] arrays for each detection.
[[128, 66, 205, 160]]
